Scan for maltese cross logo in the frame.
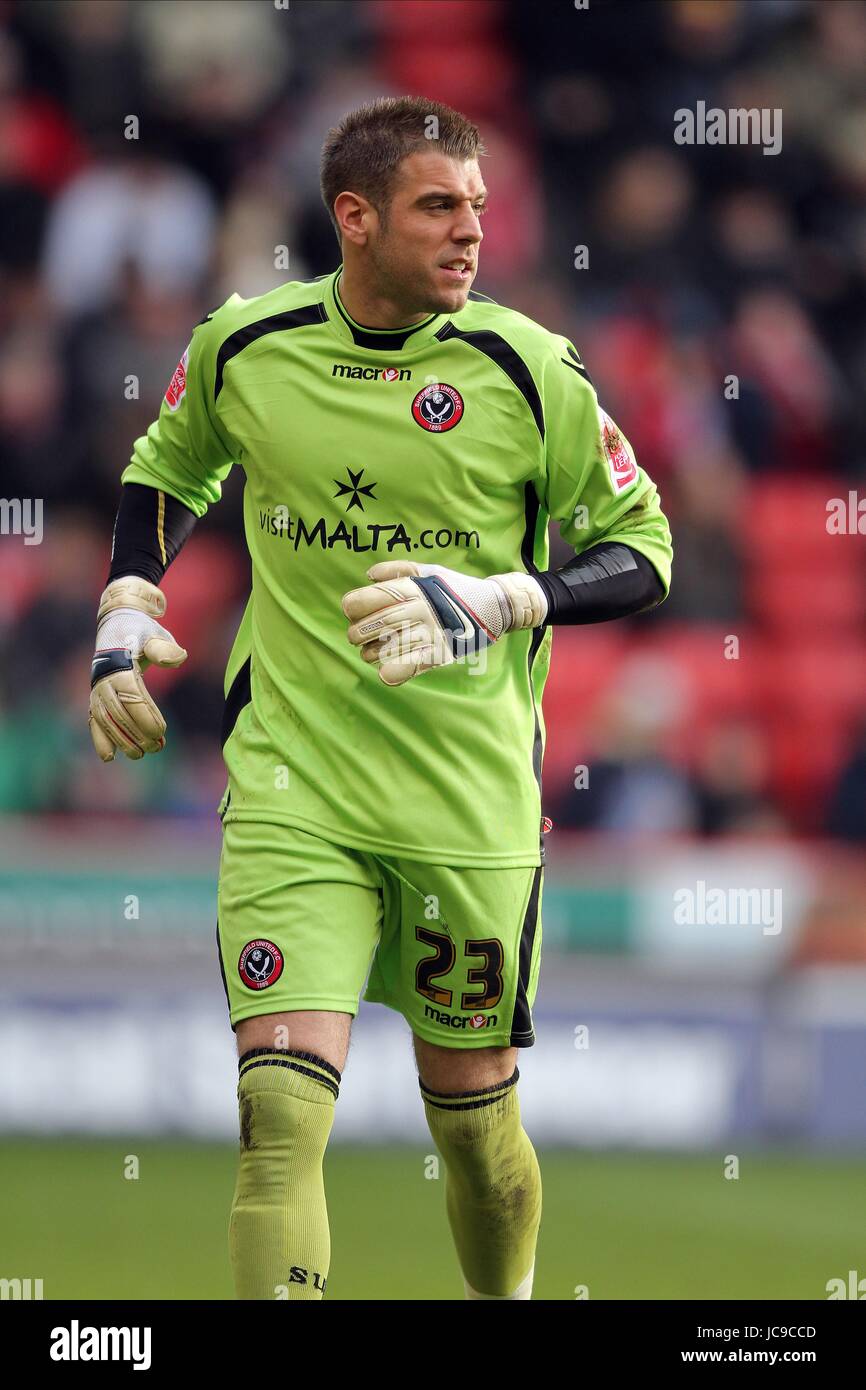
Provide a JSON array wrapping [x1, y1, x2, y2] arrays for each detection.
[[334, 467, 377, 512]]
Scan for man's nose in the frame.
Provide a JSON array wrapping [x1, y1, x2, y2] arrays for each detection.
[[452, 212, 483, 244]]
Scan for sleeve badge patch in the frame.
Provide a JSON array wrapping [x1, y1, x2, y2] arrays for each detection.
[[164, 346, 190, 411], [599, 407, 638, 492]]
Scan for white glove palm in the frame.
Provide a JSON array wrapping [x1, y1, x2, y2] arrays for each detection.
[[89, 576, 187, 761], [342, 561, 547, 686]]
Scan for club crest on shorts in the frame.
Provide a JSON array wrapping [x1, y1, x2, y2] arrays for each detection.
[[411, 383, 464, 432], [238, 939, 284, 990]]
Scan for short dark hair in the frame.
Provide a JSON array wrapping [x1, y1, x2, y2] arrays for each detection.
[[320, 95, 484, 245]]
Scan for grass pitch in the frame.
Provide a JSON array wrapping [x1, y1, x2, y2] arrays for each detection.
[[0, 1141, 860, 1300]]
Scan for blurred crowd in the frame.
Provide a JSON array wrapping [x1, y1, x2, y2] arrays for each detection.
[[0, 0, 864, 836]]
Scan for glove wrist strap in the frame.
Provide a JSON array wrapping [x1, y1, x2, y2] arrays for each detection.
[[97, 575, 167, 625], [491, 573, 549, 632]]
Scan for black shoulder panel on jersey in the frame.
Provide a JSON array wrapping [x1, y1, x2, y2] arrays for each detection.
[[214, 303, 328, 400], [434, 321, 544, 439], [561, 342, 594, 388]]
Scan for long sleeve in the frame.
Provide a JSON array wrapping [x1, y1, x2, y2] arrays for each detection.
[[537, 337, 673, 602], [534, 540, 665, 624], [106, 481, 198, 585], [121, 300, 240, 517]]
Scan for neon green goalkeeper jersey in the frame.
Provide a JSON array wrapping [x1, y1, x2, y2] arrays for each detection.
[[122, 266, 672, 866]]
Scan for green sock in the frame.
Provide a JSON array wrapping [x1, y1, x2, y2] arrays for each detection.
[[229, 1048, 339, 1300], [421, 1067, 542, 1299]]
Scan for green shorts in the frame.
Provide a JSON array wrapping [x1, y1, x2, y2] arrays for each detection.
[[216, 820, 543, 1049]]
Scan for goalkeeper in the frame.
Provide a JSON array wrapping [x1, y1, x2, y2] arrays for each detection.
[[90, 96, 672, 1301]]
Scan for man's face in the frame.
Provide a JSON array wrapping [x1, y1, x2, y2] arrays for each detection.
[[364, 151, 486, 317]]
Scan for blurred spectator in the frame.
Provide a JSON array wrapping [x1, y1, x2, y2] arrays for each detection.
[[690, 718, 783, 837], [548, 654, 699, 835], [41, 154, 217, 316], [825, 722, 866, 843]]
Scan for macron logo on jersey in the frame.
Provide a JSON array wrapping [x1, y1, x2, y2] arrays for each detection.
[[331, 363, 412, 382]]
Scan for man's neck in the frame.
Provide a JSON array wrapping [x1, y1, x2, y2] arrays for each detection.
[[337, 265, 431, 330]]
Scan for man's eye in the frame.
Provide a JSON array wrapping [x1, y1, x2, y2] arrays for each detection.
[[473, 205, 488, 216]]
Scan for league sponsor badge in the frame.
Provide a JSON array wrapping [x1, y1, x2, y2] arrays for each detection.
[[164, 346, 190, 411], [599, 406, 638, 491]]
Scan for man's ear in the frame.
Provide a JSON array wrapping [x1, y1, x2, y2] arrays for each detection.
[[334, 190, 371, 247]]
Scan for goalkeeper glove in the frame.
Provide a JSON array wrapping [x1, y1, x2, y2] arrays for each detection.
[[341, 560, 548, 686], [89, 575, 187, 761]]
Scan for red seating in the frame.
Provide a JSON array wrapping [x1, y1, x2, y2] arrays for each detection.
[[746, 564, 866, 631], [541, 607, 866, 831], [741, 478, 859, 558]]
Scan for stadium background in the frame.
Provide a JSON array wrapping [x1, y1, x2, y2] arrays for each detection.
[[1, 0, 865, 1300]]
